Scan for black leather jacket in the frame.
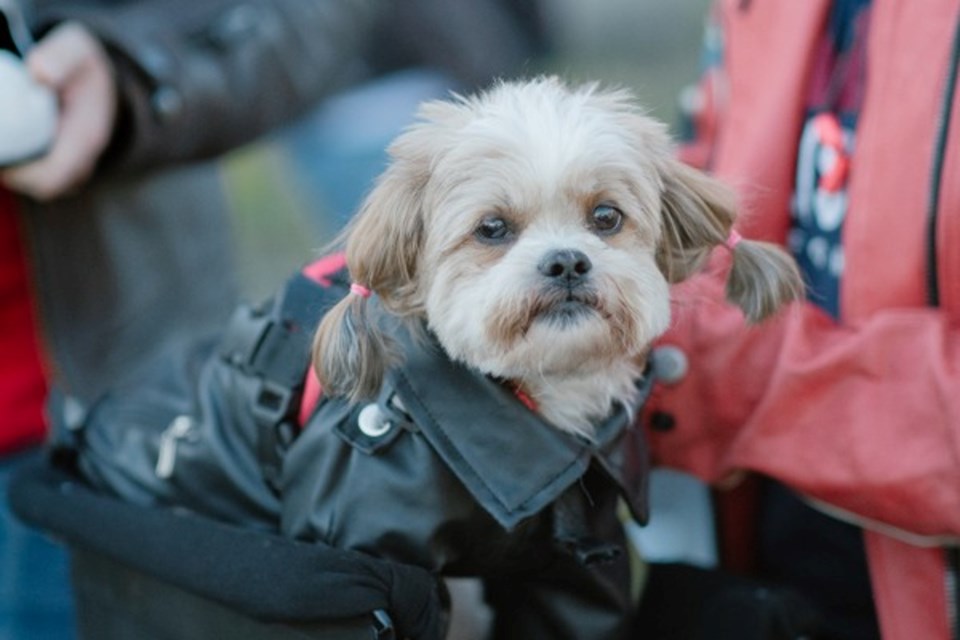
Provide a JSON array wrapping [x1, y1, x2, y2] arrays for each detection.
[[287, 297, 652, 639], [65, 271, 653, 639]]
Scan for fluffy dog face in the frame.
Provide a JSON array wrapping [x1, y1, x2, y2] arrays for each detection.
[[418, 86, 671, 384], [313, 77, 801, 437]]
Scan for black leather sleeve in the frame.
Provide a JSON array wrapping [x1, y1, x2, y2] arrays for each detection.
[[32, 0, 380, 171]]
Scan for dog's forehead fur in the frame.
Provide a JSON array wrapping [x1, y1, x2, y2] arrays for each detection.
[[406, 82, 665, 190], [391, 78, 674, 256]]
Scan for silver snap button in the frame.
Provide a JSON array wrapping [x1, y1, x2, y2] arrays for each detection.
[[357, 404, 392, 437], [651, 345, 688, 385]]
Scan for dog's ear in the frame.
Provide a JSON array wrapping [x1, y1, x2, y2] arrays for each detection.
[[656, 155, 803, 322], [656, 156, 734, 282], [312, 131, 431, 402]]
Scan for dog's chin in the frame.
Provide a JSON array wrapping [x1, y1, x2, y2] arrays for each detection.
[[531, 299, 597, 329]]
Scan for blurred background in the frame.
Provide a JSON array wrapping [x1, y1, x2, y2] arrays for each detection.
[[221, 0, 711, 300]]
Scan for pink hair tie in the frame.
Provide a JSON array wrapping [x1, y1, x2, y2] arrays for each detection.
[[725, 230, 743, 250], [350, 283, 372, 298]]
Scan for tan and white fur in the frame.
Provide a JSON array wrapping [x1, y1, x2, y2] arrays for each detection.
[[313, 77, 801, 438]]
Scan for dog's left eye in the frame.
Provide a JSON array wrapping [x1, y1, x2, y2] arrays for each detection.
[[474, 216, 513, 243], [590, 205, 623, 235]]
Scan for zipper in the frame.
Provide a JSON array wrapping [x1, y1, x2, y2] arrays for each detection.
[[155, 415, 196, 479], [929, 8, 960, 638], [925, 6, 960, 307]]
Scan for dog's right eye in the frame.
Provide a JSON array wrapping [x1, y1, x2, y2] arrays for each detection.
[[474, 216, 513, 243], [590, 204, 624, 235]]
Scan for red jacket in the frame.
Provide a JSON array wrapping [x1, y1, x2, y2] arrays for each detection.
[[0, 187, 47, 454], [644, 1, 960, 638]]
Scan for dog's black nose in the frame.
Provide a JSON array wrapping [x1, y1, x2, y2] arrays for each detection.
[[538, 249, 592, 282]]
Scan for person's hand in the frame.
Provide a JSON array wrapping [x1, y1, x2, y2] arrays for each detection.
[[1, 22, 117, 201]]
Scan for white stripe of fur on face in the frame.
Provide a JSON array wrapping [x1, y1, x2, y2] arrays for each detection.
[[416, 79, 674, 437]]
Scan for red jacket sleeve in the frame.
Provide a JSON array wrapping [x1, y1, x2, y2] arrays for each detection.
[[646, 265, 960, 541]]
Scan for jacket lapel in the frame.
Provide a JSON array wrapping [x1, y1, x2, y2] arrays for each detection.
[[390, 324, 650, 530]]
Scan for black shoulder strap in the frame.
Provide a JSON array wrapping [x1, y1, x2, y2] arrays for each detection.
[[219, 269, 349, 490]]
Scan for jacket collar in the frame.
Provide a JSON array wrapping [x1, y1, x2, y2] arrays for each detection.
[[390, 323, 650, 530]]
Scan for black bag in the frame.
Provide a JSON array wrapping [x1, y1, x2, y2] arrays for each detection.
[[8, 455, 446, 640]]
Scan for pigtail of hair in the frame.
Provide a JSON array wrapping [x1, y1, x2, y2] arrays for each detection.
[[656, 155, 803, 323], [725, 236, 804, 323], [312, 290, 398, 403], [309, 117, 433, 402]]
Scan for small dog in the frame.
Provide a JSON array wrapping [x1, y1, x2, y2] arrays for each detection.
[[313, 76, 801, 437]]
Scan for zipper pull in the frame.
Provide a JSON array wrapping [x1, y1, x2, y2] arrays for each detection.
[[155, 415, 194, 479]]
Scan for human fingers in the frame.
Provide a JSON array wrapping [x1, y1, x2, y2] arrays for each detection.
[[0, 23, 116, 200]]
